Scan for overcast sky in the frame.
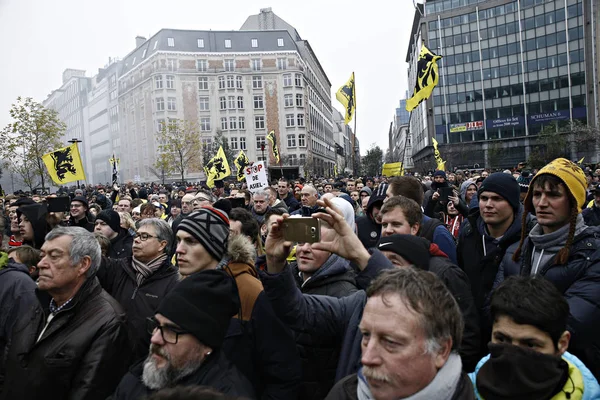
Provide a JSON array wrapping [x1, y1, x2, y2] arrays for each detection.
[[0, 0, 416, 155]]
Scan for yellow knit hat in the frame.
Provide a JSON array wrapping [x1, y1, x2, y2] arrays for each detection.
[[526, 158, 587, 212]]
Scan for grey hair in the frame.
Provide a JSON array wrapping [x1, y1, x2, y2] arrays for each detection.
[[253, 189, 270, 201], [45, 227, 101, 278], [137, 218, 173, 252]]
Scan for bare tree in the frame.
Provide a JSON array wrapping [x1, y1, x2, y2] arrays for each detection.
[[154, 119, 202, 182]]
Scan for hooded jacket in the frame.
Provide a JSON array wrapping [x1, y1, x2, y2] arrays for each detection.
[[68, 211, 95, 232], [0, 277, 130, 400], [356, 187, 386, 249], [111, 350, 256, 400], [96, 255, 179, 362], [107, 229, 134, 259], [582, 203, 600, 227], [220, 234, 301, 400], [291, 255, 359, 400], [17, 203, 50, 249]]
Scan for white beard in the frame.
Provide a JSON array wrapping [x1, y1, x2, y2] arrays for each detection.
[[141, 348, 203, 390]]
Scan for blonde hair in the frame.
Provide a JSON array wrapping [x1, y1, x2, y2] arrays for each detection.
[[119, 212, 137, 232]]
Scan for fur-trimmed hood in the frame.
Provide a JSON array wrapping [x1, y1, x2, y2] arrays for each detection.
[[227, 234, 257, 266]]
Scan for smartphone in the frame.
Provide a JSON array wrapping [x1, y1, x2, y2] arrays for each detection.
[[47, 196, 71, 213], [283, 217, 321, 243], [439, 187, 454, 202], [229, 197, 246, 209]]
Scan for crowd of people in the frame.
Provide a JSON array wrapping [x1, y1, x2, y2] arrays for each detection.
[[1, 157, 600, 400]]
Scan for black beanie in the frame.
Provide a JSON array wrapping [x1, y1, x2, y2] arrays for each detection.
[[477, 172, 521, 211], [177, 207, 230, 262], [95, 210, 121, 234], [157, 269, 239, 348], [377, 234, 431, 270]]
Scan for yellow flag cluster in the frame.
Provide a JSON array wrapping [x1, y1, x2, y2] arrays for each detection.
[[336, 72, 356, 124], [204, 146, 230, 188], [234, 150, 250, 182], [333, 164, 338, 177], [382, 162, 404, 177], [267, 130, 280, 163], [41, 143, 86, 185], [431, 138, 446, 171], [406, 45, 442, 112]]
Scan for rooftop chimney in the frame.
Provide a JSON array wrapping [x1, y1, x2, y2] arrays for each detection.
[[135, 36, 147, 48]]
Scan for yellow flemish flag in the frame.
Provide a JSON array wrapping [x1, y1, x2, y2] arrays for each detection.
[[334, 164, 338, 177], [42, 143, 86, 185], [578, 157, 585, 165], [336, 72, 356, 124], [234, 150, 250, 182], [205, 146, 231, 188], [267, 130, 280, 163], [431, 138, 446, 171], [406, 45, 442, 112], [382, 162, 404, 177]]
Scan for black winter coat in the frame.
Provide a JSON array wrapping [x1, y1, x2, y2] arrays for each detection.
[[0, 277, 130, 400], [498, 226, 600, 379], [292, 255, 359, 400], [583, 205, 600, 227], [97, 256, 179, 362], [111, 350, 256, 400], [108, 229, 134, 259], [69, 213, 95, 232], [282, 192, 301, 213]]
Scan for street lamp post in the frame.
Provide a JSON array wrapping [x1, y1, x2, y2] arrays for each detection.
[[68, 138, 83, 189]]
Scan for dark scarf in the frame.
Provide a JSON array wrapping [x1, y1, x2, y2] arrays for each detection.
[[131, 254, 168, 285], [477, 343, 571, 400]]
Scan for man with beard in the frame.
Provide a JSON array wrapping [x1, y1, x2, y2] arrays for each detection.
[[111, 270, 255, 399], [423, 170, 450, 211]]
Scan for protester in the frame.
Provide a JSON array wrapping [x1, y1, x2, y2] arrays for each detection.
[[266, 186, 289, 213], [582, 184, 600, 226], [356, 184, 387, 249], [118, 197, 133, 214], [470, 276, 600, 399], [251, 189, 271, 225], [96, 218, 179, 362], [229, 207, 264, 256], [292, 185, 320, 216], [278, 178, 300, 212], [423, 170, 450, 211], [7, 198, 34, 247], [68, 196, 95, 231], [17, 202, 51, 250], [111, 270, 255, 399], [0, 227, 130, 400], [171, 193, 195, 233], [94, 209, 133, 258], [500, 158, 600, 379]]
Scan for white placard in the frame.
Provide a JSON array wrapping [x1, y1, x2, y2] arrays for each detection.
[[244, 162, 269, 192]]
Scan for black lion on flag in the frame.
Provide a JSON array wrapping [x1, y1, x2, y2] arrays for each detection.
[[51, 148, 77, 181]]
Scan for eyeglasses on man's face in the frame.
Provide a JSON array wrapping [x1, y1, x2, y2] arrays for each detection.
[[146, 317, 188, 344], [133, 232, 158, 241]]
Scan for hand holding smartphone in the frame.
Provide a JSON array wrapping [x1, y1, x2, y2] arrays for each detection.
[[283, 217, 321, 243]]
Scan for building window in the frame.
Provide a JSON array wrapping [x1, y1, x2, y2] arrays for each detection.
[[240, 136, 246, 149], [167, 59, 176, 71], [230, 136, 238, 149], [198, 76, 208, 90], [287, 134, 296, 147], [199, 96, 210, 111], [236, 76, 243, 89], [277, 58, 287, 70], [251, 59, 261, 71], [156, 97, 165, 111], [221, 117, 228, 130], [237, 96, 244, 109], [166, 75, 175, 89], [297, 114, 305, 127], [252, 76, 263, 89], [278, 38, 284, 47], [299, 153, 306, 163], [255, 116, 265, 129], [197, 59, 208, 72], [167, 97, 176, 111], [229, 117, 237, 130], [286, 114, 295, 127], [167, 37, 175, 47], [197, 38, 205, 48], [251, 38, 258, 48], [220, 97, 227, 110], [239, 117, 246, 130], [295, 73, 302, 87], [200, 117, 211, 131], [296, 94, 303, 107], [156, 119, 165, 132], [283, 74, 292, 87], [256, 135, 266, 149], [228, 96, 236, 109], [226, 75, 235, 88], [224, 59, 235, 72], [253, 95, 264, 109], [154, 75, 163, 89], [298, 133, 306, 147], [224, 39, 232, 48], [284, 94, 293, 107], [218, 76, 225, 89], [289, 154, 297, 165]]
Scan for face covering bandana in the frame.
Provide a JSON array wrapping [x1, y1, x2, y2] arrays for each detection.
[[476, 343, 570, 400]]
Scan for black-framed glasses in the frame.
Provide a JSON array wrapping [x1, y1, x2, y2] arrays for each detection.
[[134, 232, 158, 241], [146, 317, 188, 344]]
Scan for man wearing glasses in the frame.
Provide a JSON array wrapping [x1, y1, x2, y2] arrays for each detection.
[[68, 196, 94, 232], [111, 270, 255, 399], [96, 218, 179, 362]]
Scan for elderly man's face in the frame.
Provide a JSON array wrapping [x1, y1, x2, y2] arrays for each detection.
[[143, 313, 212, 390], [301, 188, 318, 207], [158, 194, 168, 203], [359, 294, 446, 399], [37, 235, 90, 293], [253, 195, 268, 213]]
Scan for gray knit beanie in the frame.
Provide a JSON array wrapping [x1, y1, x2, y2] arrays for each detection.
[[177, 207, 230, 261]]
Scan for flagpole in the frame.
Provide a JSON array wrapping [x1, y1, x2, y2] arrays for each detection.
[[353, 73, 357, 177]]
